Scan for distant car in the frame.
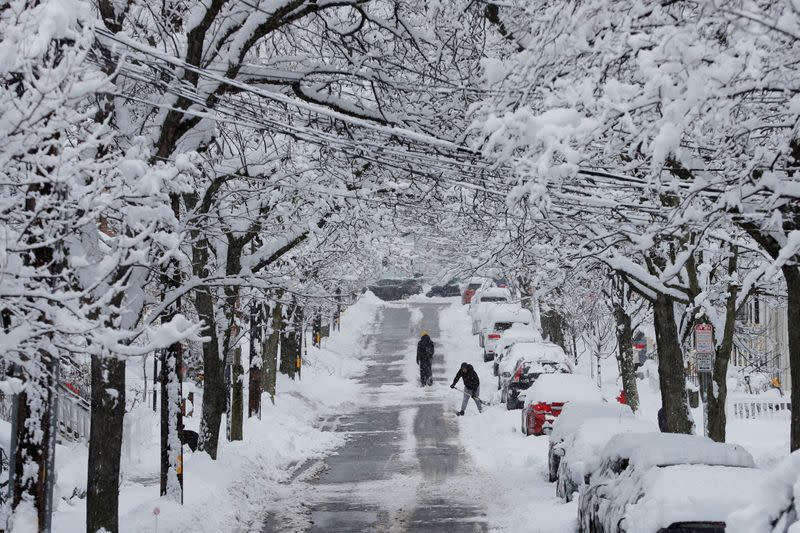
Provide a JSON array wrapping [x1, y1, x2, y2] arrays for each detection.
[[555, 417, 655, 501], [521, 373, 602, 434], [492, 325, 543, 376], [368, 278, 421, 301], [578, 433, 765, 533], [493, 277, 510, 288], [547, 402, 637, 483], [503, 343, 572, 410], [426, 280, 460, 297], [480, 304, 533, 352]]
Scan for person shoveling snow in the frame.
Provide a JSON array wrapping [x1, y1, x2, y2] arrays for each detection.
[[451, 362, 483, 415]]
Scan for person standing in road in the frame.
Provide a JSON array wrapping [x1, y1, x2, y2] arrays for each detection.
[[451, 362, 483, 415], [416, 331, 435, 386]]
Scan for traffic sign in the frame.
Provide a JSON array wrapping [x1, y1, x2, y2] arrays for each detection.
[[695, 324, 714, 354], [696, 352, 714, 372]]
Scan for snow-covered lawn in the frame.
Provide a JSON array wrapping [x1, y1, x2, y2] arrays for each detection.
[[439, 301, 577, 532], [51, 294, 382, 533]]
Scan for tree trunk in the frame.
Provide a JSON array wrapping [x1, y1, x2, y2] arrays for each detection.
[[160, 341, 184, 501], [540, 308, 566, 349], [196, 287, 225, 459], [784, 264, 800, 451], [230, 346, 244, 440], [248, 302, 264, 418], [263, 299, 282, 403], [87, 355, 126, 533], [280, 303, 298, 379], [11, 357, 57, 531], [612, 298, 640, 412], [652, 294, 693, 433], [706, 247, 739, 443]]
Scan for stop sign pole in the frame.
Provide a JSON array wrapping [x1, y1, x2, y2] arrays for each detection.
[[695, 324, 714, 437]]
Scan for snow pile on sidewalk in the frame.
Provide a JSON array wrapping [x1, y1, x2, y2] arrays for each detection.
[[52, 294, 381, 533], [437, 302, 577, 532]]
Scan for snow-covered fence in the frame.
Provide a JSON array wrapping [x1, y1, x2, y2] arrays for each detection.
[[57, 385, 91, 441], [728, 396, 791, 420]]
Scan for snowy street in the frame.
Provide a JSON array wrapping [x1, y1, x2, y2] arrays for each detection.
[[261, 300, 574, 533], [4, 2, 800, 532]]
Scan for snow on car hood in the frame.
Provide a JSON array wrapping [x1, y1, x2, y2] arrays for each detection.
[[524, 374, 603, 406], [621, 465, 770, 533], [549, 402, 635, 444]]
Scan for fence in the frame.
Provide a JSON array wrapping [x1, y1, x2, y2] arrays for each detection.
[[57, 386, 91, 440], [728, 396, 791, 420]]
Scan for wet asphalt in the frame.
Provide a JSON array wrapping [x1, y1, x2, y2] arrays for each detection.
[[263, 301, 487, 532]]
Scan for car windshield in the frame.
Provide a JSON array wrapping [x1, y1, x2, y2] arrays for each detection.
[[481, 297, 506, 302], [467, 283, 482, 290], [494, 322, 514, 331]]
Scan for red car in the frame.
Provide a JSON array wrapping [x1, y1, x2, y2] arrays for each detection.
[[461, 281, 484, 305], [521, 374, 604, 436]]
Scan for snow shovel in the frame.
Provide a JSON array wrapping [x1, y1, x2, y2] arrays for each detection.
[[452, 386, 493, 406]]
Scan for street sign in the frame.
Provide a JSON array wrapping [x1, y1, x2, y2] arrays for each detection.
[[694, 324, 714, 354], [696, 352, 714, 372]]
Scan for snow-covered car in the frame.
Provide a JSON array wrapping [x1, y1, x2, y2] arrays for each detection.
[[578, 433, 765, 533], [480, 305, 533, 354], [503, 343, 573, 410], [726, 451, 800, 533], [461, 277, 489, 305], [493, 325, 543, 376], [554, 417, 656, 501], [521, 373, 602, 435], [547, 402, 636, 482], [469, 287, 513, 334]]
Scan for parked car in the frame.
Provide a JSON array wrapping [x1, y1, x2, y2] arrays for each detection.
[[555, 417, 655, 501], [469, 287, 513, 334], [368, 278, 421, 301], [726, 450, 800, 533], [461, 277, 489, 305], [547, 402, 636, 482], [493, 325, 543, 376], [480, 305, 533, 353], [503, 343, 572, 410], [426, 280, 460, 297], [578, 432, 764, 533], [521, 373, 603, 434]]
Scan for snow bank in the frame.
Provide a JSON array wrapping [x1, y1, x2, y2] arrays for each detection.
[[599, 432, 755, 470], [51, 293, 378, 533], [726, 451, 800, 533], [524, 374, 604, 406], [438, 301, 576, 532]]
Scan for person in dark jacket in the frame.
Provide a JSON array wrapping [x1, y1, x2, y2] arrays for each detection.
[[416, 331, 435, 386], [451, 362, 482, 415], [657, 407, 667, 432]]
